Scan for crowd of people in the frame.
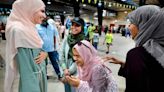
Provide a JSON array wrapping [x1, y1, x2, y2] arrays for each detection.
[[2, 0, 164, 92]]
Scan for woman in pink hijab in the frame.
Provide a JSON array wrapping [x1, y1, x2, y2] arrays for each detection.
[[4, 0, 47, 92], [66, 40, 118, 92]]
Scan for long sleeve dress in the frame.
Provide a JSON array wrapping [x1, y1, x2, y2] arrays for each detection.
[[15, 48, 47, 92], [76, 64, 118, 92], [118, 47, 164, 92]]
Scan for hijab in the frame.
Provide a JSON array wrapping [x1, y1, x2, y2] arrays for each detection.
[[4, 0, 45, 92], [73, 40, 103, 81], [67, 24, 85, 58], [127, 5, 164, 68]]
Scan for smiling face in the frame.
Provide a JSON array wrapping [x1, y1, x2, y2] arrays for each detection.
[[72, 48, 84, 67], [32, 7, 46, 24], [71, 22, 82, 35], [128, 23, 138, 39]]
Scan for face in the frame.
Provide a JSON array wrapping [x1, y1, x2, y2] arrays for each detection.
[[73, 48, 84, 67], [32, 7, 46, 24], [71, 22, 82, 35], [128, 23, 138, 39]]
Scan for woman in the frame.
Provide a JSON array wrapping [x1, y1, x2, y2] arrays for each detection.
[[4, 0, 47, 92], [59, 17, 85, 92], [66, 40, 118, 92], [104, 5, 164, 92]]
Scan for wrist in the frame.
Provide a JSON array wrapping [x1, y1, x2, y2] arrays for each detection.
[[75, 80, 80, 87], [120, 62, 125, 67]]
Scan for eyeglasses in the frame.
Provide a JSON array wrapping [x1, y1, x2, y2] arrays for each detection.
[[77, 41, 92, 53]]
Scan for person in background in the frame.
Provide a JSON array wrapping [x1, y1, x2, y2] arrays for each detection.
[[65, 16, 72, 30], [104, 25, 108, 34], [125, 25, 131, 38], [36, 18, 61, 79], [104, 5, 164, 92], [92, 26, 100, 50], [59, 22, 66, 40], [66, 40, 118, 92], [4, 0, 47, 92], [64, 16, 72, 38], [47, 18, 61, 54], [0, 22, 6, 40], [88, 23, 95, 44], [59, 17, 85, 92], [83, 22, 88, 37], [103, 30, 113, 54]]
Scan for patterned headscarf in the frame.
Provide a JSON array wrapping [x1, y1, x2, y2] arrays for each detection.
[[127, 5, 164, 68], [73, 40, 103, 81]]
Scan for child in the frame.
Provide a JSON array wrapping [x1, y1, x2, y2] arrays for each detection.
[[103, 30, 113, 54], [92, 26, 99, 50]]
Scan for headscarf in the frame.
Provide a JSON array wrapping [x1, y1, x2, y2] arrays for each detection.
[[127, 5, 164, 68], [4, 0, 45, 92], [65, 17, 72, 29], [67, 18, 85, 58], [73, 40, 103, 81]]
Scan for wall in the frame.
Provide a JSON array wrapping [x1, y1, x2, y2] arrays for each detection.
[[102, 10, 132, 26]]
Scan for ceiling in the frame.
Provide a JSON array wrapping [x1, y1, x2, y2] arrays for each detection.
[[0, 0, 163, 16], [49, 0, 163, 12], [41, 0, 164, 18]]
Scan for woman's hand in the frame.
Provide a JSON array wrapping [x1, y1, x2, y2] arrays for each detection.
[[65, 76, 80, 87], [103, 56, 124, 65], [59, 77, 67, 83], [35, 51, 48, 64]]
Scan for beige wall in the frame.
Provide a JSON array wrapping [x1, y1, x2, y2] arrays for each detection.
[[79, 10, 132, 26], [102, 10, 132, 26], [116, 11, 129, 21]]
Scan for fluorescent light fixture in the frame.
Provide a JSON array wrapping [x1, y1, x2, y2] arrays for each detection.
[[47, 0, 51, 4], [83, 4, 86, 7], [124, 11, 128, 13]]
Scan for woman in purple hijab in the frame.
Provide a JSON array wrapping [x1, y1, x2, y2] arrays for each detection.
[[66, 40, 118, 92]]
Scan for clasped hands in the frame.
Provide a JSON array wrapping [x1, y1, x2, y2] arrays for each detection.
[[60, 69, 80, 87]]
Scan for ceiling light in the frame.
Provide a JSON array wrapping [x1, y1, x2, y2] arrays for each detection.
[[108, 4, 112, 7], [47, 0, 51, 4], [98, 2, 102, 7], [83, 4, 86, 7], [124, 11, 128, 14]]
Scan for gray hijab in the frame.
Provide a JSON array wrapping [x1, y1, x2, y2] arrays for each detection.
[[127, 5, 164, 68]]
